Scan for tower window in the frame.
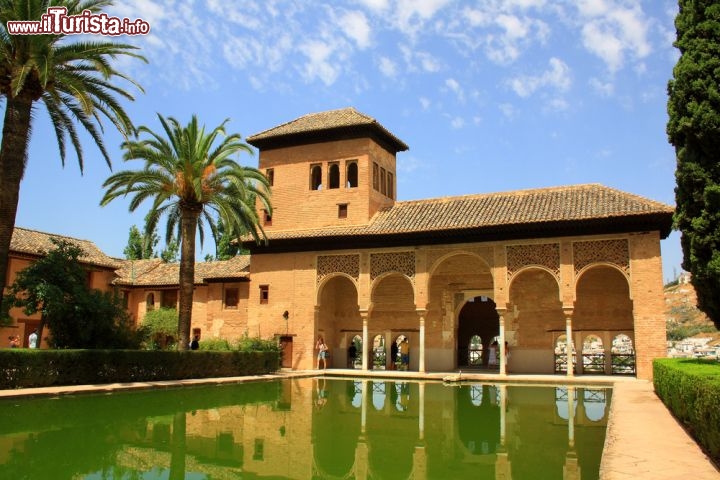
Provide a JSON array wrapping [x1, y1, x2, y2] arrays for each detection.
[[338, 204, 348, 218], [329, 163, 340, 189], [263, 209, 272, 226], [380, 167, 387, 195], [387, 172, 394, 199], [373, 162, 379, 191], [310, 164, 322, 190], [225, 287, 239, 309], [346, 161, 358, 188], [259, 285, 269, 304], [266, 168, 274, 186]]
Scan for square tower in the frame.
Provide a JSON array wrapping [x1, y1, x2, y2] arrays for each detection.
[[246, 108, 408, 232]]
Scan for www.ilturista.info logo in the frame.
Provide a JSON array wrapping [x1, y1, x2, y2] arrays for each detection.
[[6, 7, 150, 36]]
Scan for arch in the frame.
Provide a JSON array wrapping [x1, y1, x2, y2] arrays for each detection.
[[507, 265, 561, 301], [371, 380, 386, 410], [574, 265, 633, 334], [457, 296, 499, 369], [316, 275, 361, 368], [370, 271, 416, 299], [554, 334, 576, 374], [611, 333, 636, 375], [582, 334, 605, 374], [310, 164, 322, 190], [468, 334, 483, 367], [575, 262, 630, 295], [371, 334, 386, 370], [328, 163, 340, 189], [316, 272, 358, 305], [145, 292, 155, 310], [346, 161, 358, 188], [427, 250, 492, 278]]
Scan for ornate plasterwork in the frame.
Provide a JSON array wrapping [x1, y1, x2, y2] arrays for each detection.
[[426, 247, 493, 273], [573, 239, 630, 276], [316, 254, 360, 286], [370, 251, 415, 283], [506, 243, 560, 280]]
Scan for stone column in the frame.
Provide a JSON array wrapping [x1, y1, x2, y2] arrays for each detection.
[[417, 309, 427, 373], [568, 386, 575, 448], [500, 384, 507, 446], [564, 308, 574, 377], [360, 310, 369, 371], [497, 307, 507, 375], [418, 382, 425, 440]]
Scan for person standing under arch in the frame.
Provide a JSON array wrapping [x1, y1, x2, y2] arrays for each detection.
[[316, 335, 328, 370]]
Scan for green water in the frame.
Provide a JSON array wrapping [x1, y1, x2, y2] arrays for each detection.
[[0, 378, 610, 479]]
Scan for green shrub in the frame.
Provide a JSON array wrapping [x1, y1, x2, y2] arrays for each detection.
[[654, 358, 720, 464], [0, 348, 280, 389], [199, 337, 231, 351], [234, 334, 281, 353], [141, 308, 178, 349]]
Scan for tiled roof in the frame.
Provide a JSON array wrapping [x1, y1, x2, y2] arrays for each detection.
[[10, 227, 122, 269], [246, 107, 409, 152], [114, 255, 250, 286], [245, 184, 674, 244]]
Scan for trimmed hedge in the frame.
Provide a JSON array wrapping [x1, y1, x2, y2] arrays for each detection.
[[0, 349, 280, 389], [653, 358, 720, 464]]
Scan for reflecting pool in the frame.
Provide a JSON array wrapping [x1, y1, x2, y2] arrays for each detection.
[[0, 378, 610, 479]]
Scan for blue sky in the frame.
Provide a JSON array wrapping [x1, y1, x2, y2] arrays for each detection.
[[14, 0, 683, 281]]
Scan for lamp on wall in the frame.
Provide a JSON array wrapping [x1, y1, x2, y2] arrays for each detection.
[[282, 310, 289, 320]]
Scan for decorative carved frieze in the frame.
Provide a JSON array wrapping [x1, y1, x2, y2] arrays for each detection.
[[316, 254, 360, 286], [506, 243, 560, 280], [573, 239, 630, 276], [370, 251, 415, 283]]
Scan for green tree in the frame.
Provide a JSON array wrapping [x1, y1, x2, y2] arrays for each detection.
[[2, 239, 140, 348], [100, 114, 272, 350], [667, 0, 720, 329], [0, 0, 146, 299], [123, 225, 157, 260]]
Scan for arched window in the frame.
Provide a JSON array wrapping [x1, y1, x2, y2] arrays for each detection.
[[582, 335, 605, 373], [310, 164, 322, 190], [146, 292, 155, 311], [328, 163, 340, 189], [346, 161, 358, 188], [469, 335, 483, 366]]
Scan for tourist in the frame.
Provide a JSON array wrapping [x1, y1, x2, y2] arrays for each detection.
[[28, 329, 38, 349], [399, 339, 409, 369], [488, 341, 498, 368], [316, 335, 328, 369], [190, 334, 200, 350]]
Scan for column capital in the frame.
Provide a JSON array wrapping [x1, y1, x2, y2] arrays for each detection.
[[562, 307, 574, 317]]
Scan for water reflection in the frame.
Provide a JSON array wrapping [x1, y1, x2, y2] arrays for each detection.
[[0, 379, 610, 479]]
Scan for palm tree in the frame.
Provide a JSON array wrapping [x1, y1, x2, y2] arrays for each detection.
[[100, 114, 272, 350], [0, 0, 145, 296]]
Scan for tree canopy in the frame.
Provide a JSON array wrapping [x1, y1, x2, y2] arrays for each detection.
[[667, 0, 720, 329], [101, 114, 272, 349], [0, 0, 146, 303], [2, 239, 141, 348]]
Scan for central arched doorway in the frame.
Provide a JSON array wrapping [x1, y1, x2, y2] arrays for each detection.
[[457, 296, 499, 369]]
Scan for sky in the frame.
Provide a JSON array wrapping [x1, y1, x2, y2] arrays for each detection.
[[13, 0, 684, 282]]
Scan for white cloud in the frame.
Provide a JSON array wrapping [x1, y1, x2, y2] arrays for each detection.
[[450, 116, 465, 129], [393, 0, 453, 37], [299, 40, 340, 85], [339, 10, 372, 49], [576, 0, 652, 73], [508, 57, 571, 98], [378, 56, 397, 77], [400, 45, 442, 73], [357, 0, 389, 13], [589, 77, 615, 97], [419, 97, 431, 110], [445, 78, 465, 102], [499, 103, 518, 119]]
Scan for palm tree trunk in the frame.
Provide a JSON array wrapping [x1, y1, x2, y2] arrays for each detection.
[[177, 206, 200, 350], [0, 95, 34, 299]]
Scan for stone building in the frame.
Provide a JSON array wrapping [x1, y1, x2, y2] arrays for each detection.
[[1, 227, 121, 348], [240, 107, 674, 380], [4, 108, 674, 380]]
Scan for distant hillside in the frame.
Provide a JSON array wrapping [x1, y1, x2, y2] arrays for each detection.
[[665, 283, 720, 343]]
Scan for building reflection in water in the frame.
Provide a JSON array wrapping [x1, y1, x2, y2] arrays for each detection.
[[0, 378, 610, 479]]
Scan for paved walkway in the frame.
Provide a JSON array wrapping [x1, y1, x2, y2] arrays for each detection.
[[1, 370, 717, 479]]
